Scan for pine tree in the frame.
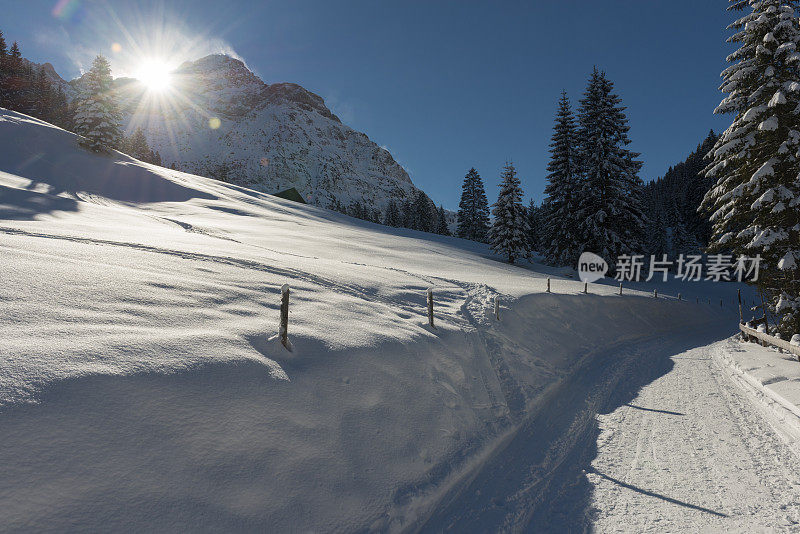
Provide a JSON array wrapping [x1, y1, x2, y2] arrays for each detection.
[[489, 162, 530, 263], [410, 190, 435, 232], [0, 30, 7, 107], [73, 55, 122, 152], [4, 42, 25, 111], [384, 199, 401, 227], [436, 205, 451, 236], [51, 85, 71, 130], [702, 0, 800, 335], [124, 127, 151, 161], [575, 68, 646, 269], [542, 91, 582, 266], [527, 198, 543, 255], [456, 167, 491, 242], [32, 66, 53, 121]]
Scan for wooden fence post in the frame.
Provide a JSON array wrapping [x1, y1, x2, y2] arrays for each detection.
[[280, 284, 290, 349], [738, 289, 743, 324], [546, 278, 551, 293], [427, 288, 435, 328]]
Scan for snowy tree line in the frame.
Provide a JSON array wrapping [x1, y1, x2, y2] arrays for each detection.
[[643, 131, 719, 261], [454, 68, 646, 266], [0, 31, 71, 130], [330, 190, 451, 236]]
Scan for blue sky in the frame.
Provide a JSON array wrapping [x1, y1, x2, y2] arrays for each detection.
[[7, 1, 735, 209]]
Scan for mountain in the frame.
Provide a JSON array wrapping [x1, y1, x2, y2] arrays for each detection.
[[102, 54, 427, 212]]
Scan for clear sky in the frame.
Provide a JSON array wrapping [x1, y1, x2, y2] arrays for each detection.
[[5, 1, 736, 209]]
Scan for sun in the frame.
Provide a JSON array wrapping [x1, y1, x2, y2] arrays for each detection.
[[135, 59, 172, 92]]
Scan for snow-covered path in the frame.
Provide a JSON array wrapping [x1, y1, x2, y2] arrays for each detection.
[[417, 325, 800, 533], [588, 339, 800, 532]]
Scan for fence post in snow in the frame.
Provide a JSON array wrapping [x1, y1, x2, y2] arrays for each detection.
[[584, 282, 588, 294], [494, 297, 500, 321], [280, 284, 290, 350], [546, 278, 551, 293], [738, 289, 743, 324], [427, 288, 435, 328], [619, 283, 623, 296]]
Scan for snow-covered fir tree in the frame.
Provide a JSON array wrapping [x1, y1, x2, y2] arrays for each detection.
[[3, 42, 25, 112], [702, 0, 800, 335], [73, 55, 122, 152], [456, 167, 491, 242], [384, 200, 401, 227], [575, 68, 646, 268], [542, 91, 582, 266], [0, 30, 7, 107], [124, 127, 151, 161], [489, 162, 530, 263], [436, 205, 451, 236], [527, 198, 543, 255]]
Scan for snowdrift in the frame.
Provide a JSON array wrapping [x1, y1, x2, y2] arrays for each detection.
[[0, 109, 738, 531]]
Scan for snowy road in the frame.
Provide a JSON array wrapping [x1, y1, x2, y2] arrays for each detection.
[[588, 338, 800, 532], [417, 323, 800, 532]]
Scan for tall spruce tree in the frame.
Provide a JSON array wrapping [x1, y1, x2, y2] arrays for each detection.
[[527, 199, 543, 255], [0, 30, 7, 107], [124, 127, 151, 161], [702, 0, 800, 335], [4, 42, 24, 111], [489, 162, 530, 263], [384, 199, 401, 227], [73, 55, 122, 152], [542, 91, 582, 266], [436, 205, 451, 236], [575, 68, 646, 269], [456, 167, 491, 242]]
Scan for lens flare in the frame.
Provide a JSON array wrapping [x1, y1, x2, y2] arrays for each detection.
[[135, 59, 172, 92]]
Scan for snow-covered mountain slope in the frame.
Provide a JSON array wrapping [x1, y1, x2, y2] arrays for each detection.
[[84, 53, 427, 211], [0, 110, 744, 531]]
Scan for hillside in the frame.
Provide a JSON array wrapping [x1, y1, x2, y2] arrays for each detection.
[[0, 109, 743, 531]]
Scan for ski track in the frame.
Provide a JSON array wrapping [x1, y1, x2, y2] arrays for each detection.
[[588, 340, 800, 532]]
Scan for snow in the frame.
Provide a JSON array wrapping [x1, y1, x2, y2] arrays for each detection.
[[716, 338, 800, 456], [589, 336, 800, 531], [758, 116, 779, 131], [0, 108, 791, 530], [769, 90, 787, 107], [779, 251, 797, 270]]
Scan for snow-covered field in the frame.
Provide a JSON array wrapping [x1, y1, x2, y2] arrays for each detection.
[[1, 109, 793, 531]]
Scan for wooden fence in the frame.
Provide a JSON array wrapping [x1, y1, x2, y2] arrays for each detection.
[[740, 323, 800, 361]]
